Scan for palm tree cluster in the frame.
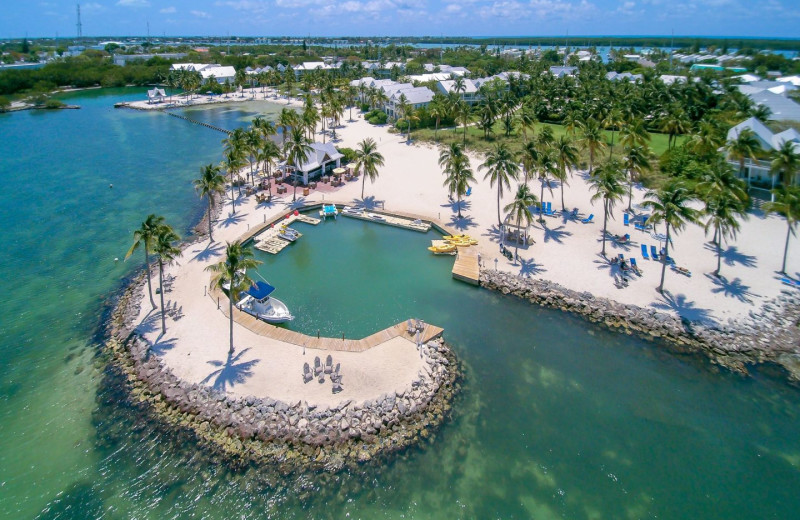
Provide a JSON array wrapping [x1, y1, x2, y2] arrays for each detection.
[[125, 214, 182, 336]]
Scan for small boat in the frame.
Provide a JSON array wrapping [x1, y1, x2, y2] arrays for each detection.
[[278, 226, 300, 242], [428, 244, 456, 255], [319, 204, 338, 219], [236, 281, 294, 323], [369, 213, 386, 221], [443, 234, 477, 245]]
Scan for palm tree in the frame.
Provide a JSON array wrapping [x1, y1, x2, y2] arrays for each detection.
[[764, 186, 800, 274], [536, 147, 557, 220], [153, 225, 181, 336], [660, 106, 691, 151], [517, 102, 537, 142], [623, 144, 652, 212], [439, 143, 475, 218], [519, 139, 541, 184], [205, 241, 262, 355], [278, 107, 299, 146], [703, 188, 748, 277], [354, 137, 385, 199], [588, 159, 627, 257], [124, 214, 166, 310], [619, 118, 651, 149], [553, 135, 579, 211], [771, 139, 800, 188], [642, 180, 701, 293], [602, 107, 624, 157], [579, 118, 606, 175], [726, 128, 761, 185], [428, 93, 448, 142], [480, 143, 520, 226], [503, 184, 538, 261], [223, 148, 244, 214], [455, 100, 472, 146], [194, 163, 226, 242], [283, 127, 313, 202], [258, 139, 281, 198]]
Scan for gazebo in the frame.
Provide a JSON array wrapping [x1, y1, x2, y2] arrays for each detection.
[[502, 213, 531, 245]]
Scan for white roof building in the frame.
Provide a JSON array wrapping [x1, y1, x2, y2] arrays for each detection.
[[282, 142, 343, 185], [659, 75, 687, 85], [726, 117, 800, 188], [606, 71, 643, 82], [549, 66, 578, 78], [408, 73, 454, 83], [778, 75, 800, 87]]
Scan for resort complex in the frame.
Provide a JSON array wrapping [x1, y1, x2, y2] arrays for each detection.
[[3, 28, 800, 519]]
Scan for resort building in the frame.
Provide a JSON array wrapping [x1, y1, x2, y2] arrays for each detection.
[[170, 63, 236, 84], [436, 79, 480, 104], [726, 117, 800, 191], [146, 88, 167, 104], [113, 53, 186, 66], [659, 75, 688, 85], [280, 142, 343, 185], [738, 81, 798, 96], [606, 71, 643, 82], [292, 61, 341, 77], [385, 87, 435, 118], [744, 90, 800, 122], [549, 66, 578, 78], [423, 64, 470, 76], [349, 77, 436, 116]]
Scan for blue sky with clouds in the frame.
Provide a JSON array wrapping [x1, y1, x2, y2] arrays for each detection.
[[4, 0, 799, 39]]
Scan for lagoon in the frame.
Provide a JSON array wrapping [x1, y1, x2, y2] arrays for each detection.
[[0, 88, 799, 519]]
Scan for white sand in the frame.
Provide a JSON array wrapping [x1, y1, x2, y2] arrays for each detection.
[[133, 100, 800, 407]]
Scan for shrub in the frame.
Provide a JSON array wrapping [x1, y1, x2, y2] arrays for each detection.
[[366, 110, 387, 125], [44, 98, 65, 109], [337, 147, 357, 163]]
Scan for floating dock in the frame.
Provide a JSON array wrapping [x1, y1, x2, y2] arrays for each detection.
[[248, 214, 320, 254], [340, 206, 431, 232]]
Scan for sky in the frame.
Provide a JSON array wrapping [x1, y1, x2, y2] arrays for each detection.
[[3, 0, 800, 39]]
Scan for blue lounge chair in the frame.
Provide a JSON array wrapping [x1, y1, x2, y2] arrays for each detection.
[[581, 214, 594, 224], [545, 202, 553, 215], [641, 244, 649, 259], [661, 249, 675, 264], [782, 277, 800, 288], [624, 213, 629, 226], [465, 186, 472, 197], [630, 257, 640, 271], [634, 216, 649, 231], [650, 245, 659, 261], [618, 253, 625, 263]]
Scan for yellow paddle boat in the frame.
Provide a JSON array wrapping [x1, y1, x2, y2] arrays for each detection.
[[427, 244, 457, 254]]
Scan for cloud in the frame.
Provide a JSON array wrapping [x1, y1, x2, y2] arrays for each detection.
[[80, 2, 106, 12], [116, 0, 150, 6], [191, 10, 211, 18], [159, 6, 176, 13]]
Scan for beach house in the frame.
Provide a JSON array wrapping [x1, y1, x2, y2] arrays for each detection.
[[726, 117, 800, 192], [280, 142, 344, 185]]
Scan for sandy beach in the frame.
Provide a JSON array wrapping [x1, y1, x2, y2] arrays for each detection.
[[133, 95, 800, 408]]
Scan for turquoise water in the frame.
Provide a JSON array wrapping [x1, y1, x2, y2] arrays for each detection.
[[1, 89, 800, 519]]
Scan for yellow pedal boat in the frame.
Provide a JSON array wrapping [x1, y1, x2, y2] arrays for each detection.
[[428, 244, 457, 254]]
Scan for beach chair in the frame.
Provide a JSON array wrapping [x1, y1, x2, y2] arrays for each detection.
[[661, 249, 675, 264], [332, 381, 343, 394], [545, 202, 553, 216], [650, 245, 659, 261], [570, 208, 579, 219], [630, 257, 641, 274], [641, 244, 649, 259], [618, 253, 625, 263], [324, 354, 333, 374], [624, 213, 629, 226], [581, 214, 594, 224], [313, 356, 322, 377], [302, 362, 313, 384], [781, 277, 800, 288]]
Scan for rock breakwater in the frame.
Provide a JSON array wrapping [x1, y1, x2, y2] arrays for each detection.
[[105, 273, 462, 472], [481, 270, 800, 382]]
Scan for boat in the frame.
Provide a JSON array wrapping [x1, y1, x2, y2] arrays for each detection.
[[278, 225, 300, 242], [428, 243, 457, 255], [443, 234, 477, 245], [236, 281, 294, 323], [319, 204, 338, 219]]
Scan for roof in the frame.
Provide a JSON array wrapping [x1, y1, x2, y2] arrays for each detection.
[[549, 66, 577, 77], [147, 88, 166, 98], [286, 142, 344, 173], [606, 71, 642, 82], [659, 75, 687, 85], [727, 117, 800, 152], [246, 281, 275, 300], [200, 66, 235, 80], [408, 73, 453, 83], [437, 79, 479, 95], [748, 91, 800, 122], [390, 86, 435, 105]]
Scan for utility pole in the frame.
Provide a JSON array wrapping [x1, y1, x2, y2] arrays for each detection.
[[76, 3, 82, 39]]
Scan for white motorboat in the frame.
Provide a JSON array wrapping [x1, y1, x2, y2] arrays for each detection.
[[278, 226, 300, 242], [236, 281, 294, 323]]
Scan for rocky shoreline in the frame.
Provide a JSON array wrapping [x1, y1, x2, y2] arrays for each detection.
[[104, 269, 463, 472], [480, 270, 800, 382]]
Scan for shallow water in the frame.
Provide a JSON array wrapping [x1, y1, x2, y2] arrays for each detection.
[[1, 89, 799, 519]]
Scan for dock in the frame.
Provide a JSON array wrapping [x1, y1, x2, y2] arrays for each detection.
[[340, 206, 431, 232], [452, 246, 480, 285], [242, 212, 321, 254], [211, 286, 443, 352]]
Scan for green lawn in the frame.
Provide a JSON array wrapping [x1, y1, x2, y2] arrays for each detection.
[[412, 120, 685, 165]]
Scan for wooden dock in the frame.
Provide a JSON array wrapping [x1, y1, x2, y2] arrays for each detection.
[[340, 207, 431, 232], [211, 288, 442, 352], [452, 246, 480, 285]]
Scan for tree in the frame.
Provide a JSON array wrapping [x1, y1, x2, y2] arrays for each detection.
[[258, 139, 281, 198], [771, 139, 800, 188], [455, 99, 472, 146], [205, 241, 261, 355], [428, 93, 448, 142], [278, 107, 299, 147], [124, 214, 166, 310], [283, 127, 313, 202], [623, 144, 652, 212], [194, 163, 226, 242], [764, 186, 800, 274], [222, 148, 244, 214], [725, 127, 762, 186], [702, 186, 748, 277], [602, 107, 625, 157], [579, 118, 606, 175], [503, 184, 538, 261], [553, 135, 579, 211], [479, 143, 520, 226], [660, 106, 691, 150], [354, 137, 385, 199], [642, 180, 701, 293], [153, 225, 181, 336], [439, 143, 475, 218], [588, 159, 627, 257]]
